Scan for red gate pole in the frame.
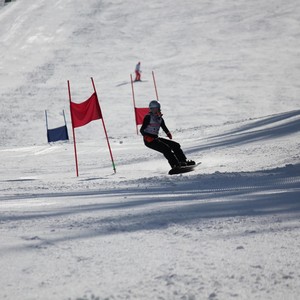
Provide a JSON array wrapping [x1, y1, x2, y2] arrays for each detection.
[[130, 74, 139, 135], [68, 80, 79, 177], [152, 71, 159, 101], [90, 77, 116, 174]]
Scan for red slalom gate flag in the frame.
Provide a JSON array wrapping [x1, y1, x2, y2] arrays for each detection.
[[135, 107, 149, 125], [70, 92, 102, 128]]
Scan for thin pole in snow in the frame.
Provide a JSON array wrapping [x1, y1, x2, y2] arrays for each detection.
[[68, 80, 79, 177], [45, 110, 49, 143], [62, 109, 69, 141], [152, 71, 159, 101], [62, 109, 67, 127], [130, 74, 139, 135], [45, 110, 49, 130], [90, 77, 116, 174]]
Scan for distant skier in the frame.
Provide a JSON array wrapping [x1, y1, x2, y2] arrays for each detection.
[[140, 100, 195, 170], [134, 62, 141, 82]]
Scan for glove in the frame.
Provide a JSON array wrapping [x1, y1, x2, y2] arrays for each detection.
[[144, 135, 155, 143], [167, 132, 172, 139]]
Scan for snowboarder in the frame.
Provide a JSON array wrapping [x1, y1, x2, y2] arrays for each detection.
[[140, 100, 195, 171], [134, 62, 141, 82]]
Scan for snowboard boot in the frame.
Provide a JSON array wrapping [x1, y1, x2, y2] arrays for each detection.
[[180, 160, 195, 166], [171, 162, 182, 170]]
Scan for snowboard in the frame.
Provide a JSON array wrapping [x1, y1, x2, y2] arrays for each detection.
[[168, 162, 201, 175]]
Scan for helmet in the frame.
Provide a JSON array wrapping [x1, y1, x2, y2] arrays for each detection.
[[149, 100, 160, 110]]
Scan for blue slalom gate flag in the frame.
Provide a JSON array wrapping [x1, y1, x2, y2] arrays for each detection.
[[47, 125, 69, 143], [45, 110, 69, 143]]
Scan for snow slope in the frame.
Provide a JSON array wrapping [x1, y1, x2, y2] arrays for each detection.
[[0, 0, 300, 299]]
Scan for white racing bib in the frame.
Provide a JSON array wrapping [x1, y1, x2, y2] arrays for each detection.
[[144, 114, 162, 136]]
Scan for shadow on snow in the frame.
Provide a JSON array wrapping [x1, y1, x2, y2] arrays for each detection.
[[0, 164, 299, 251], [186, 109, 300, 153]]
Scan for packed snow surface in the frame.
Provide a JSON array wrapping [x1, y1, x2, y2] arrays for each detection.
[[0, 0, 300, 299]]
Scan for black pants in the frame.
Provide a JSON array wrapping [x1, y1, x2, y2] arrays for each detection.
[[145, 137, 186, 167]]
